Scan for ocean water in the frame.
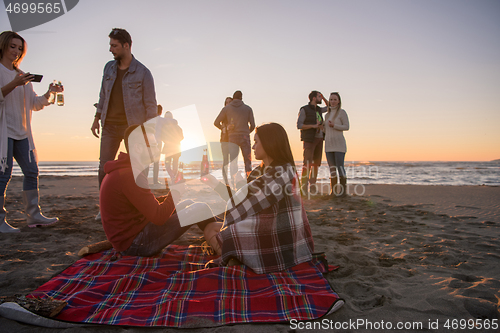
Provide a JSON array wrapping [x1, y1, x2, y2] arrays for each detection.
[[11, 160, 500, 186]]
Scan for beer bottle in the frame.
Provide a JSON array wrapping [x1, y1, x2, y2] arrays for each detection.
[[201, 149, 209, 176], [56, 81, 64, 106], [175, 162, 185, 184]]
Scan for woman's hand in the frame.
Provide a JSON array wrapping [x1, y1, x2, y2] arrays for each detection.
[[1, 73, 34, 98], [12, 72, 34, 87], [48, 82, 64, 93], [44, 82, 64, 100], [201, 173, 220, 189], [328, 120, 334, 127]]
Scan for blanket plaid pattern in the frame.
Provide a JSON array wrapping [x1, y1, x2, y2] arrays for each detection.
[[217, 164, 314, 274], [29, 245, 342, 328]]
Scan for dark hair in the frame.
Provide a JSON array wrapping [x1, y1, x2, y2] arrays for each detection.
[[224, 97, 233, 106], [329, 92, 342, 110], [124, 124, 140, 153], [233, 90, 242, 100], [109, 28, 132, 47], [255, 123, 295, 168], [157, 104, 163, 116], [124, 123, 155, 153], [308, 90, 319, 102], [0, 31, 27, 69]]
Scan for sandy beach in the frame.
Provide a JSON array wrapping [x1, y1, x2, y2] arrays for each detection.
[[1, 176, 499, 332]]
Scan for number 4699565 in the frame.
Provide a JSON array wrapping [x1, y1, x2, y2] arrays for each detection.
[[5, 2, 62, 14], [444, 319, 498, 330]]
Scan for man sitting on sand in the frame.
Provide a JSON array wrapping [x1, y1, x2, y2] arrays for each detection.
[[99, 123, 212, 256]]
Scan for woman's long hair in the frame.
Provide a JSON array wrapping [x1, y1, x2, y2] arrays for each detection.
[[255, 123, 295, 169], [0, 31, 27, 69], [329, 92, 342, 111]]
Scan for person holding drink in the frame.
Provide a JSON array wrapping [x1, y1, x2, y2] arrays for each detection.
[[0, 31, 63, 233]]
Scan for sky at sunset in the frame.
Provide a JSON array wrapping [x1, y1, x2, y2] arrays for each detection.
[[1, 0, 499, 162]]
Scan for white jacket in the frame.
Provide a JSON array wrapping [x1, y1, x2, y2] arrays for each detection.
[[0, 67, 49, 172]]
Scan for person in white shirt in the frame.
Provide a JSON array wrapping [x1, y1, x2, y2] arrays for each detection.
[[0, 31, 63, 233], [323, 92, 349, 197]]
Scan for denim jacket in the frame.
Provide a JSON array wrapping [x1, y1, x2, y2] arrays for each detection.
[[96, 56, 157, 127]]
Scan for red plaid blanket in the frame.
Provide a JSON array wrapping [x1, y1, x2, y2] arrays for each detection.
[[29, 245, 343, 328]]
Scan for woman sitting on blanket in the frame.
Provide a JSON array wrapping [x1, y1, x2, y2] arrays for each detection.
[[201, 122, 314, 274]]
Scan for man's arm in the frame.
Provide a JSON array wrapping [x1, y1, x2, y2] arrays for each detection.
[[143, 70, 158, 121], [91, 66, 108, 138], [320, 93, 329, 107], [248, 107, 255, 133], [297, 108, 318, 130], [213, 108, 226, 130]]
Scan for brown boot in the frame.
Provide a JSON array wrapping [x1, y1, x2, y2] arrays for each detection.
[[339, 177, 347, 197], [329, 177, 338, 197]]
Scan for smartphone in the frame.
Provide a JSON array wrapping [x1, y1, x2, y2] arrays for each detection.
[[29, 74, 43, 83]]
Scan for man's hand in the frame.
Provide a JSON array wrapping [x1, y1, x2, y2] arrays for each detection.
[[91, 117, 100, 138]]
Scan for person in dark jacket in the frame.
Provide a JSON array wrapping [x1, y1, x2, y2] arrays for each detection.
[[214, 90, 255, 186], [296, 91, 328, 197]]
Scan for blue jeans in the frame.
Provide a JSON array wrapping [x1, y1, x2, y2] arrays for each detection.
[[122, 200, 203, 257], [325, 152, 346, 178], [0, 138, 39, 196], [99, 123, 129, 188], [228, 134, 252, 177], [220, 141, 230, 183]]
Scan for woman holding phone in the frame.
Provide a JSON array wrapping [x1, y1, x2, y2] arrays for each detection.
[[324, 92, 349, 197], [0, 31, 63, 233], [200, 123, 314, 274]]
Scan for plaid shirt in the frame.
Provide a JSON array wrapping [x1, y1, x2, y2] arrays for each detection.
[[215, 163, 314, 274]]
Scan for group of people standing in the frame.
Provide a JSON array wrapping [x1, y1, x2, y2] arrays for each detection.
[[0, 27, 346, 277], [297, 91, 350, 198], [212, 89, 350, 199]]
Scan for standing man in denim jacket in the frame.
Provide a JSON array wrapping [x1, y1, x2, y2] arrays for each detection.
[[91, 28, 157, 220]]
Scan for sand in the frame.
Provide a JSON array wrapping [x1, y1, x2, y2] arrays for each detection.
[[0, 176, 499, 332]]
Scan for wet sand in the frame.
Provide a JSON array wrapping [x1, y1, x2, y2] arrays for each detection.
[[0, 176, 499, 332]]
